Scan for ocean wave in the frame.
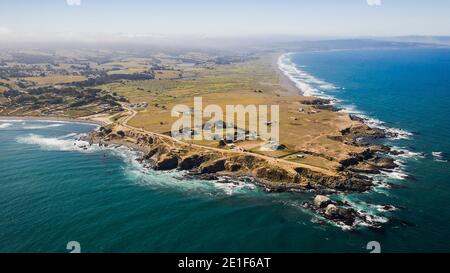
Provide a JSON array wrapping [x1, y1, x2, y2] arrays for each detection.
[[124, 162, 257, 196], [59, 133, 79, 139], [392, 147, 425, 160], [331, 196, 390, 230], [16, 133, 94, 152], [117, 145, 259, 196], [311, 208, 388, 231], [0, 123, 12, 129], [23, 124, 64, 130], [432, 151, 448, 162], [277, 53, 337, 97], [277, 195, 391, 231], [379, 167, 409, 180], [349, 113, 413, 140], [0, 119, 24, 123], [214, 176, 257, 195], [337, 196, 398, 213], [278, 53, 413, 140], [15, 132, 258, 196]]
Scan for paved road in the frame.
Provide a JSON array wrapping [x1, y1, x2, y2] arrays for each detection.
[[113, 104, 336, 176]]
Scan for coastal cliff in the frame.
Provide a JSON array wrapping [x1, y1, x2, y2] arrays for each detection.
[[85, 117, 397, 193]]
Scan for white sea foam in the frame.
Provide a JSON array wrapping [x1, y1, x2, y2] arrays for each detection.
[[124, 162, 257, 196], [0, 123, 12, 129], [277, 53, 337, 97], [392, 147, 425, 160], [379, 168, 408, 180], [331, 196, 390, 230], [16, 134, 94, 152], [432, 151, 448, 162], [15, 131, 258, 196], [327, 209, 388, 231], [339, 196, 398, 213], [23, 124, 64, 130], [59, 133, 79, 139], [0, 119, 99, 128], [208, 178, 257, 195], [0, 119, 24, 123]]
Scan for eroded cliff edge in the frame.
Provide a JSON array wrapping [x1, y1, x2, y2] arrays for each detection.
[[85, 112, 399, 194]]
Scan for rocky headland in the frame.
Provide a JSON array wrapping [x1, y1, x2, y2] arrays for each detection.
[[84, 104, 400, 195]]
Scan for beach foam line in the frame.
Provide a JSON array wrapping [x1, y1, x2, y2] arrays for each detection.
[[23, 124, 64, 130], [15, 133, 132, 156], [0, 119, 24, 123], [16, 134, 93, 152], [0, 123, 12, 129], [0, 118, 101, 128], [16, 131, 258, 196], [59, 133, 79, 139], [278, 53, 337, 97], [278, 53, 413, 140]]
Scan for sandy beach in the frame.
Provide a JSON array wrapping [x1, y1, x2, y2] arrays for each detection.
[[0, 115, 106, 126]]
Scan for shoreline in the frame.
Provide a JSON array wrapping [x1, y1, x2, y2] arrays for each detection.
[[0, 115, 106, 127], [274, 51, 414, 221], [272, 53, 301, 96], [276, 51, 412, 139], [1, 54, 401, 191], [1, 113, 394, 230], [0, 55, 406, 229]]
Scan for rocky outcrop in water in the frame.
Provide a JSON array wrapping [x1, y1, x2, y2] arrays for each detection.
[[341, 124, 387, 143], [304, 195, 384, 228]]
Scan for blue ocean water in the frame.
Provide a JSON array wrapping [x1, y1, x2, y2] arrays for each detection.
[[0, 47, 449, 252], [284, 47, 450, 251]]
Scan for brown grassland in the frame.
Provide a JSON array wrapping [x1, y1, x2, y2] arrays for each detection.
[[22, 75, 87, 85], [98, 54, 364, 172]]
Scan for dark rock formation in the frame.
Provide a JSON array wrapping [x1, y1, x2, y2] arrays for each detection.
[[349, 156, 398, 174], [341, 124, 386, 141], [154, 154, 179, 170], [254, 167, 298, 183], [87, 128, 375, 193], [300, 98, 331, 106], [305, 195, 384, 228], [339, 149, 373, 169], [369, 144, 391, 154], [179, 154, 214, 170], [199, 159, 226, 174], [370, 157, 398, 169]]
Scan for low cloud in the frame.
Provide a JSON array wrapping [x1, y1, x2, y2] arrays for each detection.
[[367, 0, 382, 6], [66, 0, 81, 6], [0, 27, 12, 36]]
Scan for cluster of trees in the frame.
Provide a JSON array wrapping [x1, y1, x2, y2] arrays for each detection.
[[2, 85, 122, 111], [11, 53, 56, 65], [72, 71, 155, 88], [213, 55, 256, 65]]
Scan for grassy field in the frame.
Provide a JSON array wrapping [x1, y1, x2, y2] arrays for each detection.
[[23, 75, 87, 85], [99, 54, 362, 172], [96, 59, 151, 75]]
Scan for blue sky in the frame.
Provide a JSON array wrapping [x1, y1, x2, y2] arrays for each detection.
[[0, 0, 449, 41]]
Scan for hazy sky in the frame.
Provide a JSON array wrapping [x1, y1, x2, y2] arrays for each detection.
[[0, 0, 449, 42]]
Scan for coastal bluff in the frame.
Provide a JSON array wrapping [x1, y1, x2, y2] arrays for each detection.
[[85, 122, 397, 193]]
